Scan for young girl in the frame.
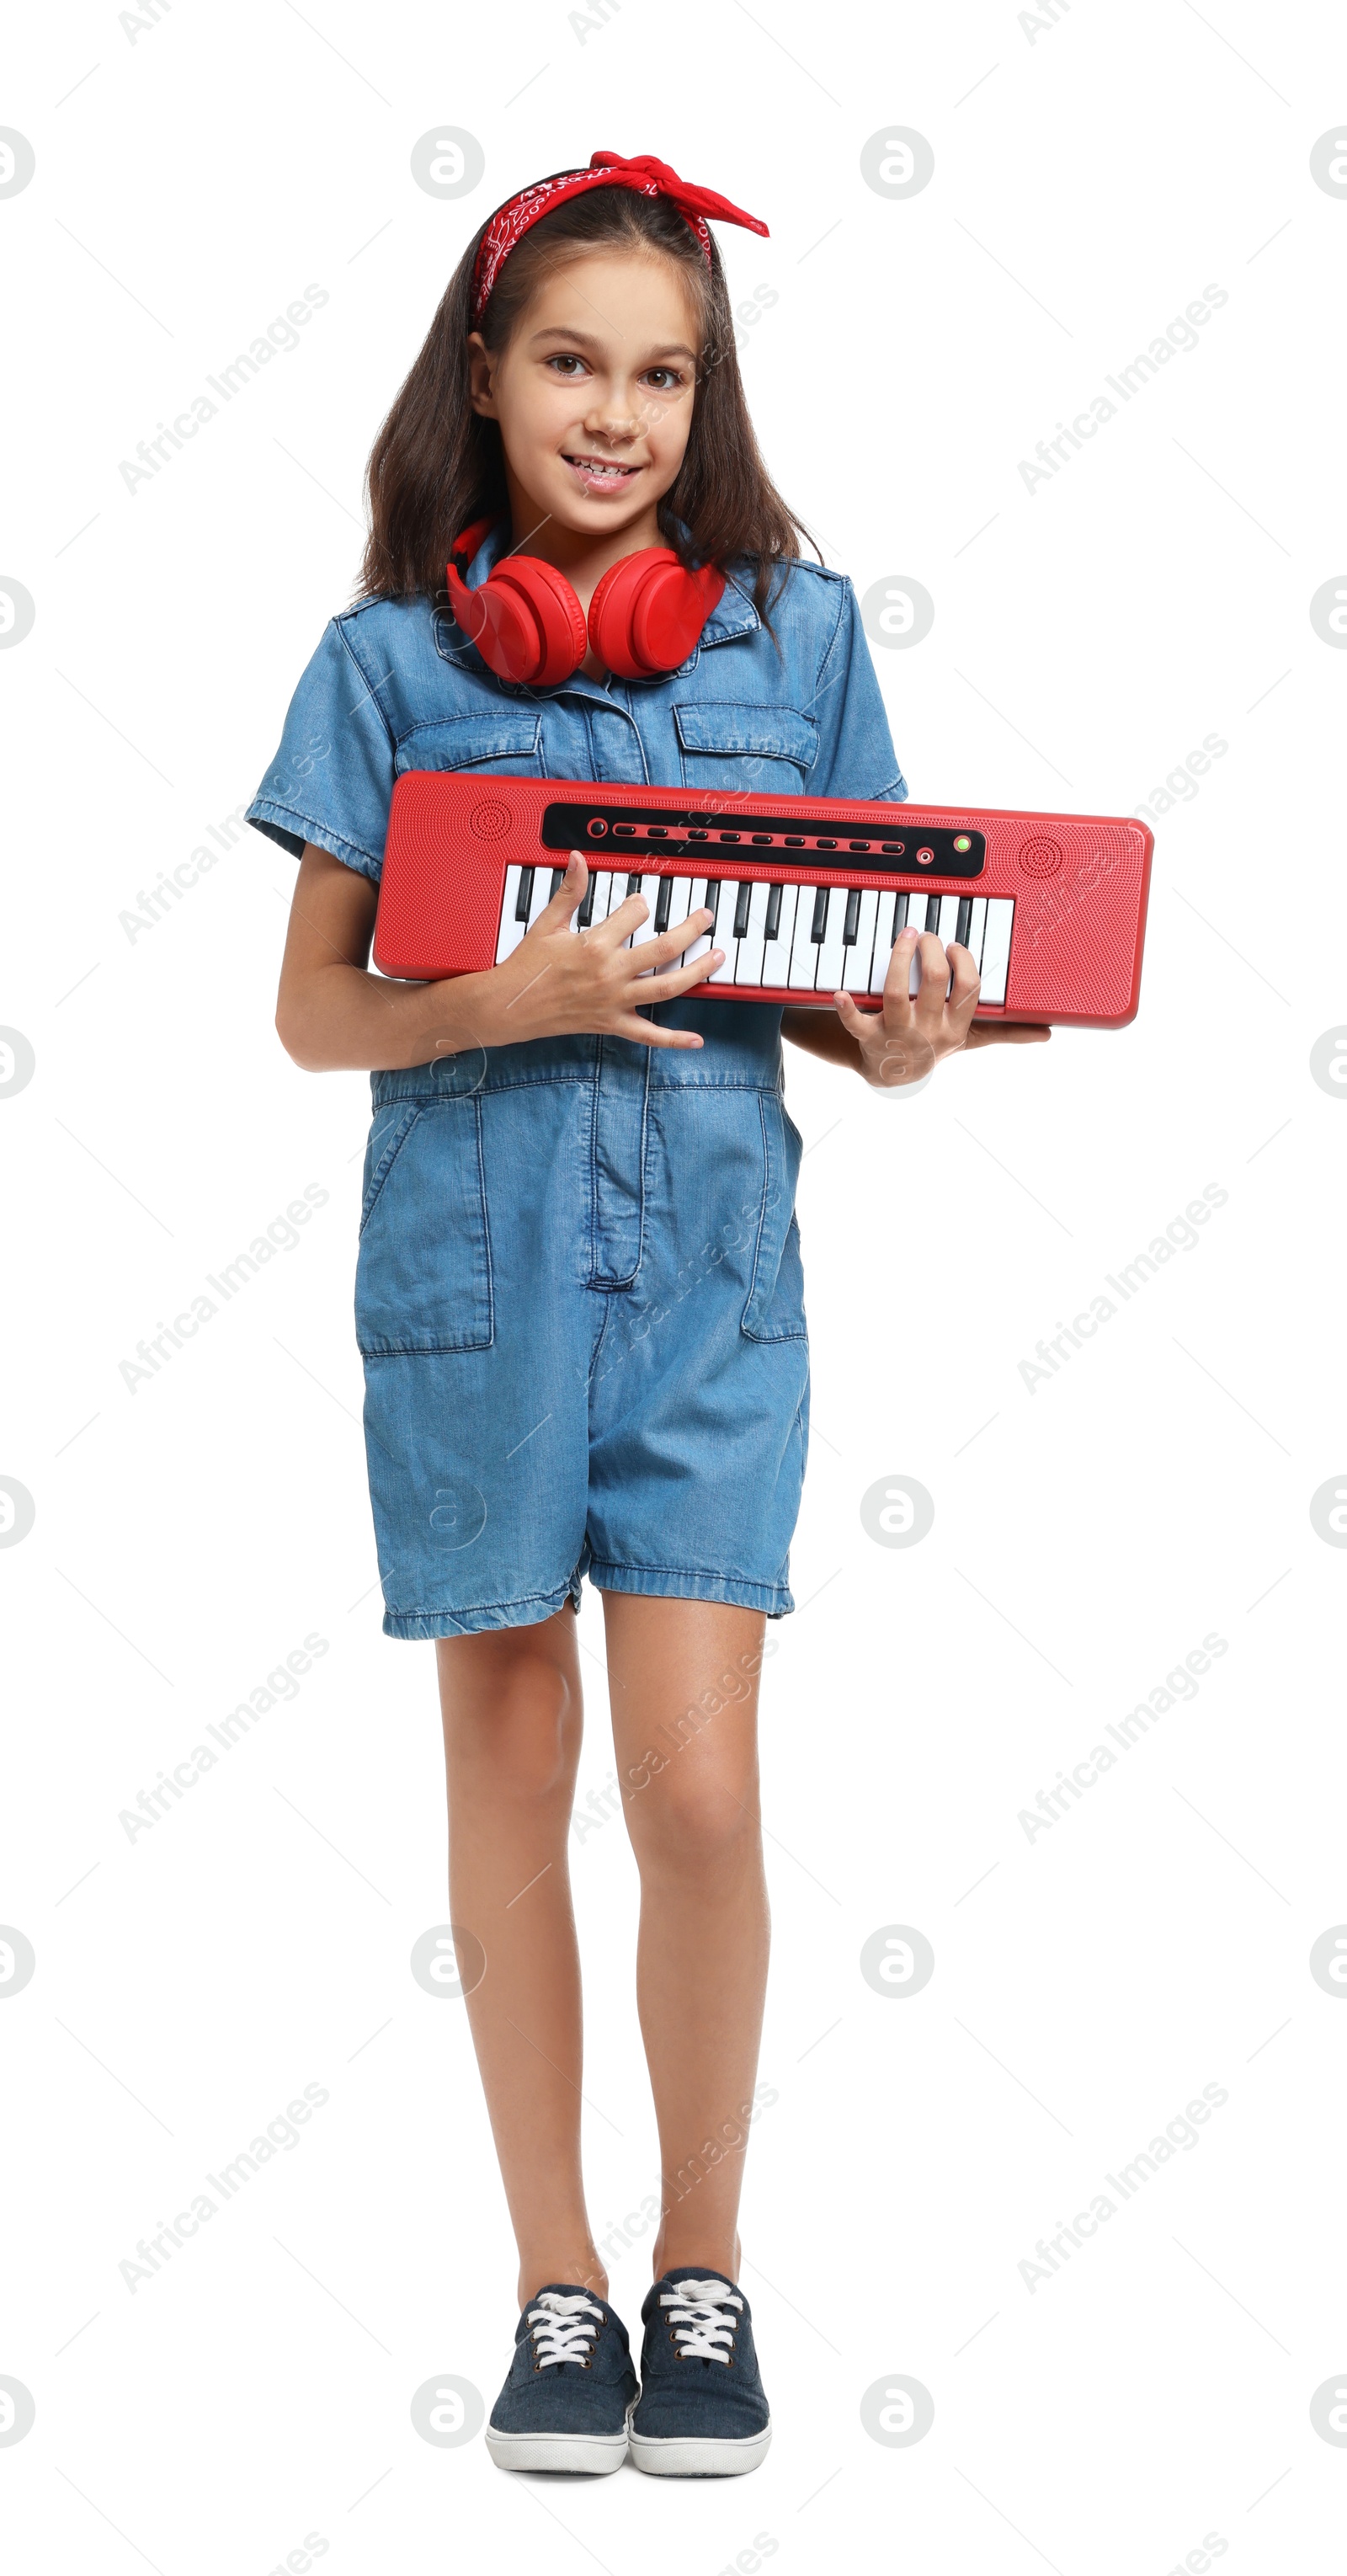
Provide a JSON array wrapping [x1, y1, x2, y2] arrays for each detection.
[[249, 150, 1042, 2481]]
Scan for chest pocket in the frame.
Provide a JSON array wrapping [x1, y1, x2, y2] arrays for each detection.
[[674, 702, 819, 796], [394, 711, 543, 779]]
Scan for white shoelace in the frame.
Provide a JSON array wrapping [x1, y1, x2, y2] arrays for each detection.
[[527, 2290, 604, 2368], [658, 2277, 744, 2363]]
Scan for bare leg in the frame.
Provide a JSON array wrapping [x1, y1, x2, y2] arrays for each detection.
[[601, 1594, 770, 2284], [435, 1608, 605, 2313]]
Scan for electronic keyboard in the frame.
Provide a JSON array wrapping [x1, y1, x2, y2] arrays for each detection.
[[373, 775, 1153, 1024]]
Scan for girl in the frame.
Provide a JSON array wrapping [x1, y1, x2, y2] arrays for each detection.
[[250, 150, 1042, 2481]]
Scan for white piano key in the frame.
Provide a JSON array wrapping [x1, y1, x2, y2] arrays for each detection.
[[705, 880, 743, 982], [497, 866, 528, 962], [734, 877, 774, 986], [937, 894, 962, 947], [814, 884, 849, 995], [966, 896, 988, 971], [612, 869, 647, 948], [868, 890, 900, 995], [665, 873, 694, 931], [526, 866, 556, 931], [787, 888, 825, 989], [682, 878, 713, 964], [979, 898, 1014, 1005], [843, 887, 880, 994], [760, 881, 799, 986], [629, 874, 663, 962]]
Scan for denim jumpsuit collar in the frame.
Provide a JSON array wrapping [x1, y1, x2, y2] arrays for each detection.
[[431, 517, 761, 695]]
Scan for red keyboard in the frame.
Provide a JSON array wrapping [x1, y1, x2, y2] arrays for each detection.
[[373, 773, 1153, 1024]]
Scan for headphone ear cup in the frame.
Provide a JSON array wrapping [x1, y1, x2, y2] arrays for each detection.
[[496, 559, 588, 685], [588, 550, 723, 679]]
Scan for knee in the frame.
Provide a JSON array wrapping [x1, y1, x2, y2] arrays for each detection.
[[628, 1758, 760, 1875], [447, 1641, 578, 1805]]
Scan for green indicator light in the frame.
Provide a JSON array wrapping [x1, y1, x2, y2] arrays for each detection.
[[953, 834, 972, 853]]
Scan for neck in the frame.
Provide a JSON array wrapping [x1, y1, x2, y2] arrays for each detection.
[[501, 469, 663, 613]]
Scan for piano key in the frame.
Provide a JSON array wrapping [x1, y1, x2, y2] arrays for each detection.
[[815, 884, 850, 993], [732, 881, 753, 941], [762, 882, 798, 984], [577, 870, 598, 929], [868, 891, 900, 995], [684, 878, 713, 964], [955, 895, 973, 951], [937, 894, 962, 947], [966, 896, 988, 968], [843, 888, 862, 946], [664, 873, 694, 932], [654, 874, 674, 936], [788, 890, 824, 989], [705, 881, 742, 981], [497, 866, 528, 961], [843, 887, 880, 994], [979, 899, 1014, 1005], [525, 867, 554, 931], [920, 890, 943, 935], [515, 866, 535, 921], [734, 877, 774, 986], [629, 876, 663, 958], [764, 881, 783, 942]]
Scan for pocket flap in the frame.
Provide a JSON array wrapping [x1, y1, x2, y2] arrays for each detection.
[[395, 712, 542, 772], [674, 702, 819, 770]]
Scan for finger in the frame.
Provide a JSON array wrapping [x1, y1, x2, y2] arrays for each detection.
[[611, 1014, 707, 1049], [908, 932, 950, 1033], [964, 1021, 1052, 1046], [590, 889, 650, 947], [944, 939, 981, 1018], [879, 925, 921, 1018], [531, 851, 588, 926], [629, 947, 725, 1001], [834, 990, 876, 1041], [646, 905, 716, 967]]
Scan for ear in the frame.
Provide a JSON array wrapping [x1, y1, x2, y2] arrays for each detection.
[[466, 332, 499, 419]]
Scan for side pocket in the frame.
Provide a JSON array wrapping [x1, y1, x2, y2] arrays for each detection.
[[359, 1104, 423, 1236], [740, 1093, 808, 1345], [354, 1098, 493, 1354]]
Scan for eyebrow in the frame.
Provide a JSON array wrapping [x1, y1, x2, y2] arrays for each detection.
[[528, 325, 698, 362]]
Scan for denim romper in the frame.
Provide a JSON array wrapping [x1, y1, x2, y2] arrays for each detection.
[[248, 529, 907, 1637]]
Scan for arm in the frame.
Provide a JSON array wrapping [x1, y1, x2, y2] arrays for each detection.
[[274, 844, 722, 1073]]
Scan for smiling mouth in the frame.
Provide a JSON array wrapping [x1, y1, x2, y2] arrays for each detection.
[[562, 451, 642, 483]]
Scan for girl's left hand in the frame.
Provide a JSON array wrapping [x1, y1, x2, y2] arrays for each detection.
[[832, 926, 1050, 1089]]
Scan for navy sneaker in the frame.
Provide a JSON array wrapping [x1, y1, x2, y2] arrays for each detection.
[[486, 2283, 637, 2474], [629, 2269, 772, 2476]]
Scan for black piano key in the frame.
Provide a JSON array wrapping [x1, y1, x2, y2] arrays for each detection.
[[733, 882, 753, 940], [654, 875, 673, 934], [549, 868, 564, 899], [956, 896, 972, 948], [893, 891, 909, 933], [578, 874, 597, 928], [626, 872, 642, 899], [924, 893, 941, 933], [843, 888, 861, 945], [704, 880, 721, 928], [515, 867, 535, 921], [764, 882, 783, 940], [811, 887, 829, 942]]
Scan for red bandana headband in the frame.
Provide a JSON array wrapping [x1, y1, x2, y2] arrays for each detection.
[[470, 150, 769, 325]]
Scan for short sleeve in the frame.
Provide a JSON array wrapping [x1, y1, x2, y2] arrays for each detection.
[[246, 617, 397, 881], [808, 577, 908, 807]]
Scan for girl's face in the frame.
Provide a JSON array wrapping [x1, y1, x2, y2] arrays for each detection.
[[468, 251, 700, 556]]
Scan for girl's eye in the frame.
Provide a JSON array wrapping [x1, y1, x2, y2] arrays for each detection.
[[642, 368, 685, 392], [546, 354, 589, 376]]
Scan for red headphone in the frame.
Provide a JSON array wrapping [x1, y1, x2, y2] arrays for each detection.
[[445, 520, 725, 685]]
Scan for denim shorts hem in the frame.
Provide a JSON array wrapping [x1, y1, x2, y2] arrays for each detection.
[[381, 1576, 582, 1640], [587, 1561, 793, 1618]]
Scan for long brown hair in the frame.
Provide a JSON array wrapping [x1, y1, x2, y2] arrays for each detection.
[[358, 182, 815, 623]]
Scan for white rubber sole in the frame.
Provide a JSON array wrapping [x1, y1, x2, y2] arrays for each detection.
[[486, 2420, 631, 2475], [628, 2420, 772, 2477]]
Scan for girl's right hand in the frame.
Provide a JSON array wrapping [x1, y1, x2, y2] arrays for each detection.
[[472, 854, 722, 1050]]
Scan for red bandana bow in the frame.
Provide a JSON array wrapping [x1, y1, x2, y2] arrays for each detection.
[[470, 151, 769, 324]]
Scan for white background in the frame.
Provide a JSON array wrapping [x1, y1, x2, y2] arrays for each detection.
[[3, 3, 1346, 2571]]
